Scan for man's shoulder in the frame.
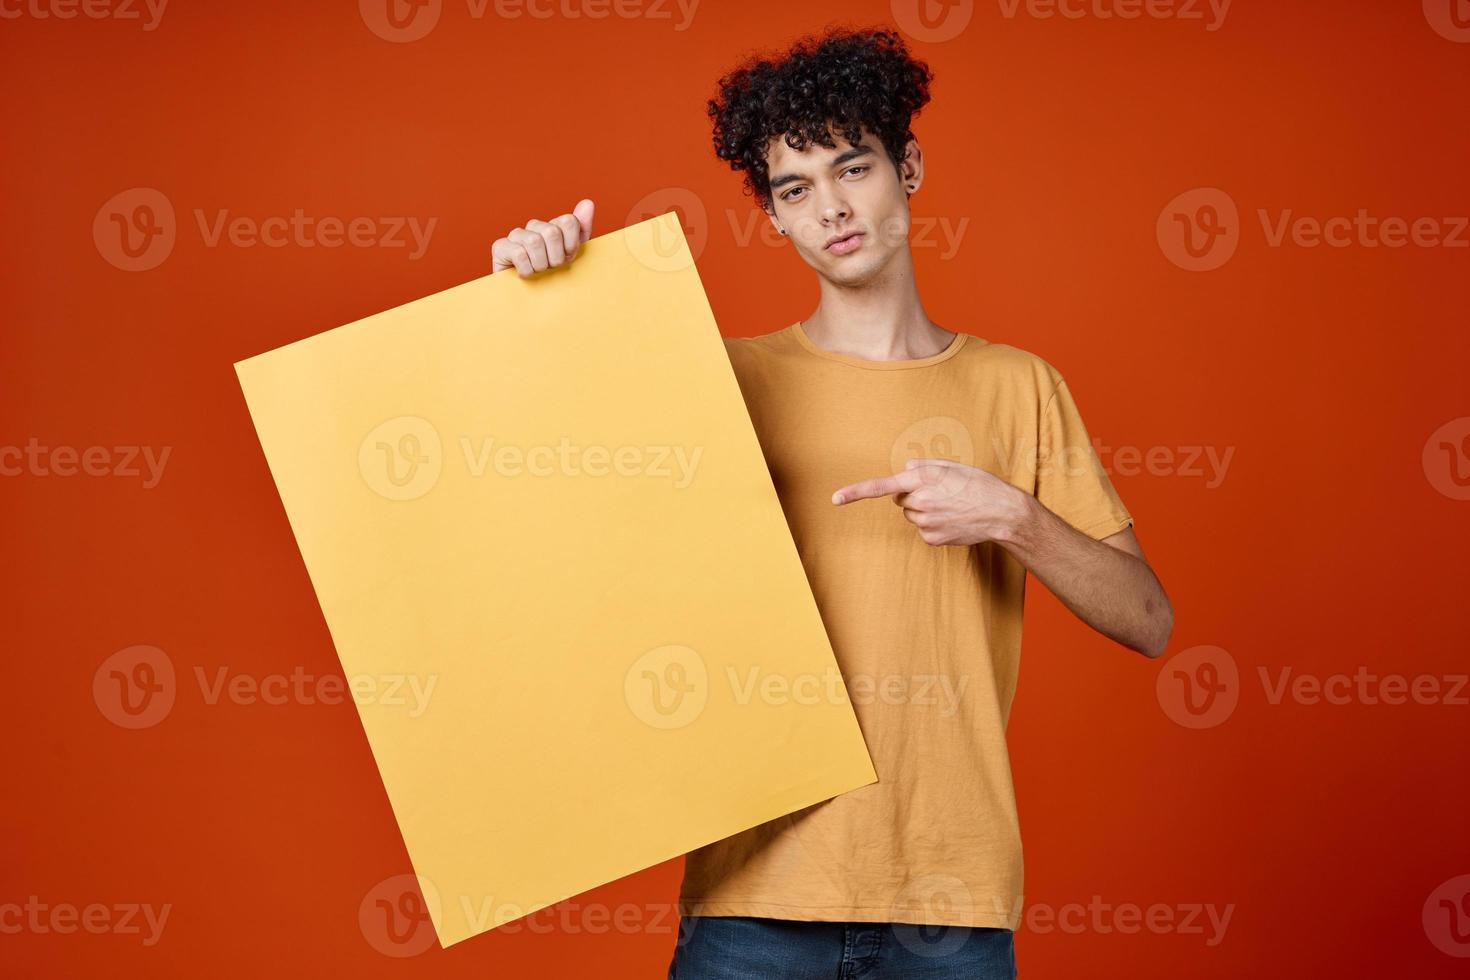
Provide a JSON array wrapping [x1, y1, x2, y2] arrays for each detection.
[[954, 336, 1065, 393], [721, 323, 800, 361], [722, 323, 798, 346]]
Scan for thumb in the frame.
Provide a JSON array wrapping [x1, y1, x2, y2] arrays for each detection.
[[905, 457, 957, 469], [573, 198, 595, 241]]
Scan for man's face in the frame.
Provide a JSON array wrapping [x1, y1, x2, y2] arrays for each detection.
[[763, 124, 920, 287]]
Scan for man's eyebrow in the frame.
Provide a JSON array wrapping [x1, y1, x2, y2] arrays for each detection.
[[831, 144, 876, 168], [768, 143, 877, 190]]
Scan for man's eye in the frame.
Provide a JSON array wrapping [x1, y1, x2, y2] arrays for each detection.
[[844, 166, 869, 177], [782, 187, 806, 201]]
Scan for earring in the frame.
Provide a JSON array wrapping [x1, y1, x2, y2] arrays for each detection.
[[779, 228, 787, 236]]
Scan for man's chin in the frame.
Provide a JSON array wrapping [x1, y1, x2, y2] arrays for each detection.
[[817, 252, 890, 287]]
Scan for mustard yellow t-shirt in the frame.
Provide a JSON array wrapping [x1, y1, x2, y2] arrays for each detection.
[[677, 322, 1134, 931]]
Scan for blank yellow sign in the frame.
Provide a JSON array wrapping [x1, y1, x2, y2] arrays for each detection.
[[235, 211, 877, 949]]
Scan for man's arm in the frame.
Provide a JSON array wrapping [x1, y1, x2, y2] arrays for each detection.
[[1000, 505, 1172, 658], [832, 458, 1174, 658]]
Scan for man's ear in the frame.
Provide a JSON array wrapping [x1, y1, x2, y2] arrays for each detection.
[[764, 206, 787, 237], [900, 139, 925, 195]]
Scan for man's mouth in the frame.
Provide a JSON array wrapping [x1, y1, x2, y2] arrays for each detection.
[[824, 231, 865, 255]]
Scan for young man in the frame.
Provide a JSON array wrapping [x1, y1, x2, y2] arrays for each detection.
[[490, 27, 1172, 980]]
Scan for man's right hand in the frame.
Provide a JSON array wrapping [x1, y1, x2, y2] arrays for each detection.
[[491, 199, 595, 277]]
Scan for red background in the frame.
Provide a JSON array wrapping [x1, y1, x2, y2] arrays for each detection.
[[4, 0, 1467, 976]]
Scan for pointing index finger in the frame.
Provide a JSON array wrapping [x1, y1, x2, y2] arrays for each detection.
[[832, 469, 924, 505]]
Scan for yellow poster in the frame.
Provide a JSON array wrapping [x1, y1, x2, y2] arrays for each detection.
[[234, 212, 877, 948]]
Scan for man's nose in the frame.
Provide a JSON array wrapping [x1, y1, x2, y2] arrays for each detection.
[[814, 185, 851, 224]]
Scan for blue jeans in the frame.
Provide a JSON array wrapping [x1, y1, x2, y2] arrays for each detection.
[[667, 915, 1017, 979]]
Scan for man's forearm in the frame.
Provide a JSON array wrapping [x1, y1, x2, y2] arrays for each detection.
[[996, 495, 1173, 657]]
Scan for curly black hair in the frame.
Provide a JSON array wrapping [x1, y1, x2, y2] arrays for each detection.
[[708, 27, 934, 210]]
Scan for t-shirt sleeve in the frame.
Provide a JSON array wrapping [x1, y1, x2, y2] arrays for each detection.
[[1034, 377, 1134, 540]]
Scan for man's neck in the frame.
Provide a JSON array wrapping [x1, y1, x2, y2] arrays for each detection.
[[800, 250, 954, 361]]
